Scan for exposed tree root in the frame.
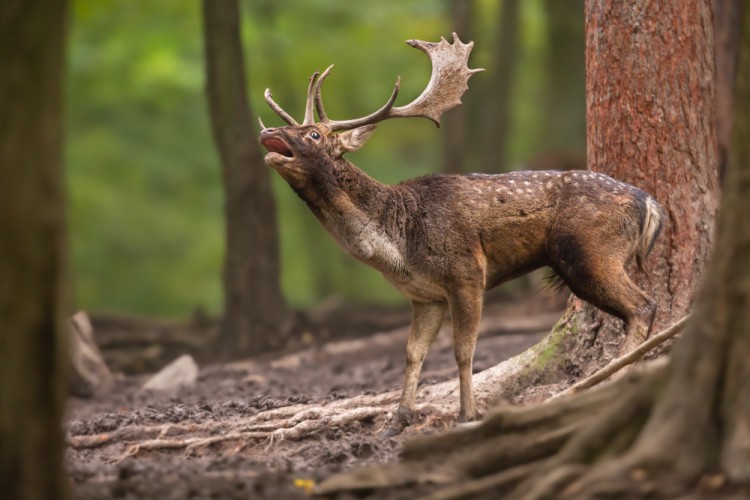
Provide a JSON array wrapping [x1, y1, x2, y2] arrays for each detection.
[[551, 315, 689, 400], [66, 328, 564, 457], [422, 461, 545, 500], [314, 360, 669, 498], [67, 316, 681, 473], [69, 406, 389, 460]]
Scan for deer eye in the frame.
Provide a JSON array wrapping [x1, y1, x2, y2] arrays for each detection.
[[309, 131, 321, 140]]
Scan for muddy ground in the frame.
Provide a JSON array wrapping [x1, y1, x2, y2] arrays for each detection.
[[66, 295, 564, 499]]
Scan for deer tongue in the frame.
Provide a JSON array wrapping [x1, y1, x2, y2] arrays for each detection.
[[261, 136, 293, 158]]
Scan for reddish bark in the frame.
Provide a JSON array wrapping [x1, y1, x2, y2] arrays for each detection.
[[586, 0, 719, 328], [553, 0, 720, 371], [590, 0, 717, 321]]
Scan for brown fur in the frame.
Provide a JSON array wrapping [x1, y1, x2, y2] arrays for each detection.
[[261, 122, 663, 425]]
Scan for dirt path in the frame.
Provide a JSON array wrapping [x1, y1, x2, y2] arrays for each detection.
[[67, 298, 562, 499]]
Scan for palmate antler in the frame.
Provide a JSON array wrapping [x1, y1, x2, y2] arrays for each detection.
[[262, 33, 483, 131]]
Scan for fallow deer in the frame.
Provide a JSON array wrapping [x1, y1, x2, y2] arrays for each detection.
[[259, 34, 663, 432]]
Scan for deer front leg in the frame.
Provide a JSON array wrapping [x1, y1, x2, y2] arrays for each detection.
[[449, 288, 483, 422], [386, 301, 446, 435]]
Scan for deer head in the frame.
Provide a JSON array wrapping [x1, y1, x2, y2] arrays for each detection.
[[259, 33, 483, 190]]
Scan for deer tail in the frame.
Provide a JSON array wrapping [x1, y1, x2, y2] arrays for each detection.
[[636, 196, 664, 272]]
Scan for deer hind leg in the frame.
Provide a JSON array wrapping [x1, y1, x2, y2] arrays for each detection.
[[558, 257, 656, 356], [393, 301, 447, 427], [448, 287, 484, 422]]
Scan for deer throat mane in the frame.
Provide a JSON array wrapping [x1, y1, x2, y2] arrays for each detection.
[[317, 184, 410, 282]]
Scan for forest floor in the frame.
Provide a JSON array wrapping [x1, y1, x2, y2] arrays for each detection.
[[65, 293, 565, 499]]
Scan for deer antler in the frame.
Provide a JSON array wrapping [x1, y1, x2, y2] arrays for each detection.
[[263, 33, 483, 131]]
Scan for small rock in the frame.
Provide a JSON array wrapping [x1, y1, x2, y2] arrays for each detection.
[[142, 354, 198, 391]]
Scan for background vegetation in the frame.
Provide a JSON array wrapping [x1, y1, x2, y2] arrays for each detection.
[[67, 0, 583, 317]]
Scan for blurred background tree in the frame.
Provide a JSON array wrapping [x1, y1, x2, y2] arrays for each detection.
[[202, 0, 287, 356], [1, 0, 70, 497], [66, 0, 586, 319]]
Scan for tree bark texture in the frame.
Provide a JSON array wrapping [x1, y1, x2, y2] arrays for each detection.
[[556, 0, 720, 372], [713, 0, 742, 178], [0, 1, 70, 498], [630, 3, 750, 479], [202, 0, 287, 357]]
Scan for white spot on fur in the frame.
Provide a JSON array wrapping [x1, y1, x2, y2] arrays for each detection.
[[516, 188, 523, 194], [546, 181, 553, 189], [564, 177, 571, 183]]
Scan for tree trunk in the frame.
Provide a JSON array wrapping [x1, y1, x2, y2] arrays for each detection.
[[554, 0, 720, 372], [442, 0, 475, 174], [0, 1, 70, 498], [628, 3, 750, 480], [202, 0, 287, 357], [713, 0, 742, 179], [480, 0, 520, 172]]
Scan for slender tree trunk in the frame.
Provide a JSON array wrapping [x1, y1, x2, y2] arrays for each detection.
[[252, 2, 336, 302], [538, 0, 586, 161], [442, 0, 475, 173], [713, 0, 742, 178], [481, 0, 520, 172], [202, 0, 287, 357], [555, 0, 720, 370], [0, 1, 70, 498]]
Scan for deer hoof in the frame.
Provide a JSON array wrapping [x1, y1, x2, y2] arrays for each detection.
[[456, 409, 480, 423], [380, 424, 404, 438], [380, 407, 414, 438]]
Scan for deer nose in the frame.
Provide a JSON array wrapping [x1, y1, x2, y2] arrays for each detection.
[[259, 128, 277, 139]]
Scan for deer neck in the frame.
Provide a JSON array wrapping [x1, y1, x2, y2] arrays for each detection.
[[298, 159, 409, 279]]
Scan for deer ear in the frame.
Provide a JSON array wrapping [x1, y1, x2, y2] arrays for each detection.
[[336, 125, 377, 155]]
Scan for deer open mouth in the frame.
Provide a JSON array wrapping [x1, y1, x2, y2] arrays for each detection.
[[261, 136, 294, 159]]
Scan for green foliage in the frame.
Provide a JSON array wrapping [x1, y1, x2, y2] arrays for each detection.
[[66, 0, 578, 317]]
